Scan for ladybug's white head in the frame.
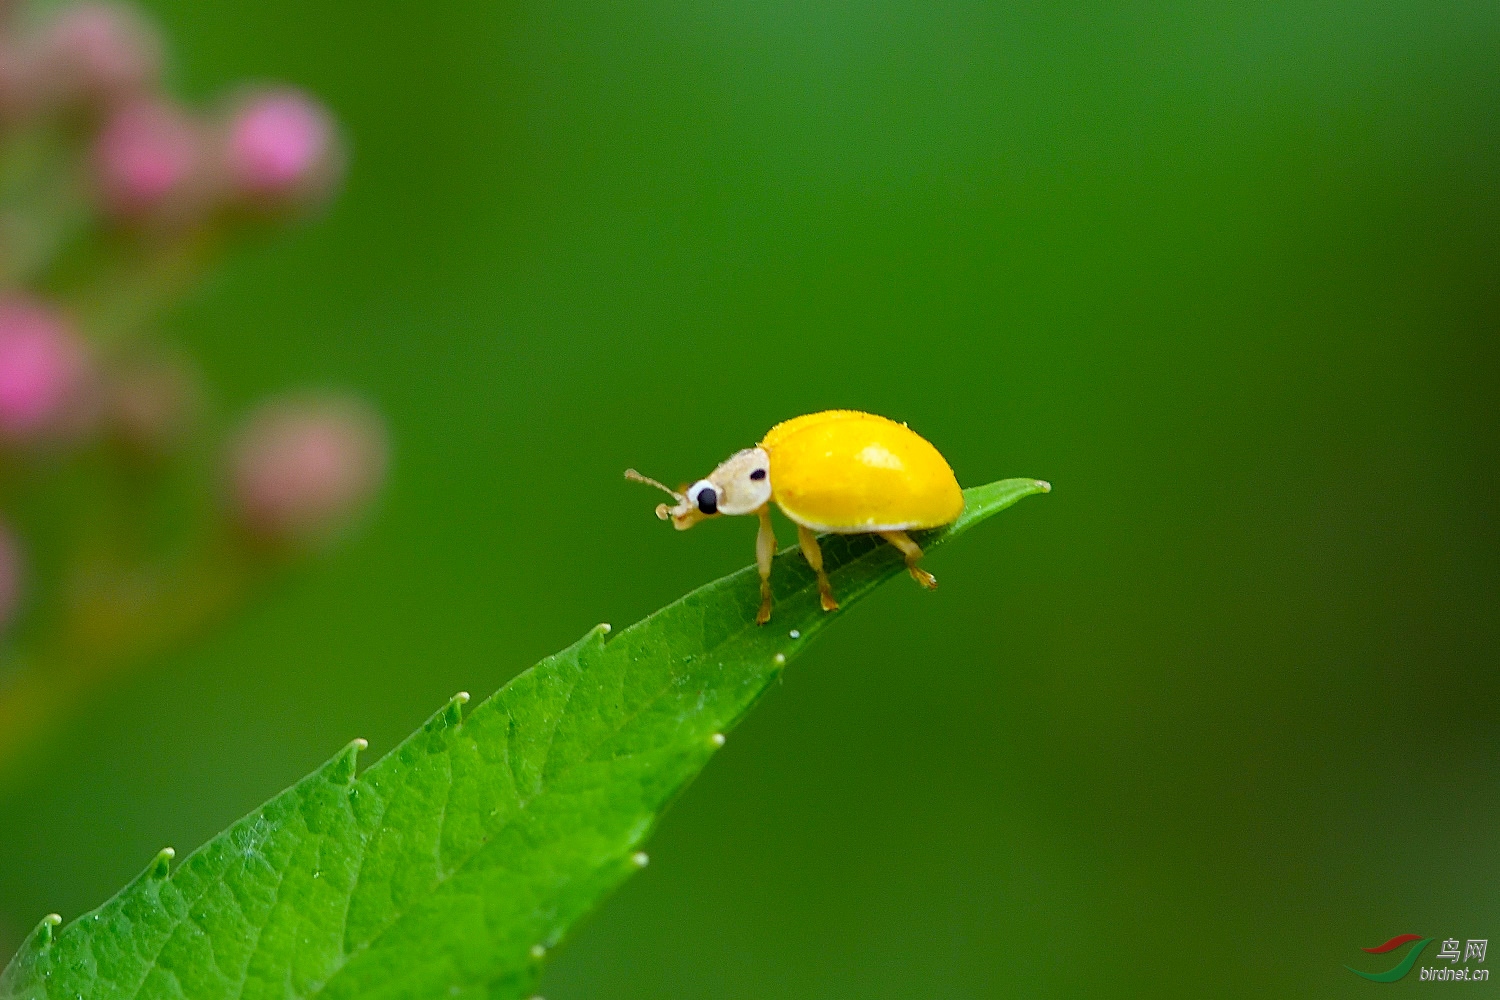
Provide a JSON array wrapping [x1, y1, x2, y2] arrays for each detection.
[[626, 447, 772, 531]]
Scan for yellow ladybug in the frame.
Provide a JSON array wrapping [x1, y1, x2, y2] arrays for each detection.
[[627, 410, 965, 624]]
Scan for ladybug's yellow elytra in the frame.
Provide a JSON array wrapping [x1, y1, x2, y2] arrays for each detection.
[[760, 410, 964, 533], [626, 410, 965, 624]]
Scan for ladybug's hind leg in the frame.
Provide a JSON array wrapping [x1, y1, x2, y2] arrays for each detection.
[[879, 530, 938, 589], [796, 525, 839, 612]]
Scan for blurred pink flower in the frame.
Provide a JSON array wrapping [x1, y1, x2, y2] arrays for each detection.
[[92, 97, 204, 219], [0, 299, 93, 442], [229, 396, 387, 542], [34, 2, 161, 109], [222, 89, 339, 205]]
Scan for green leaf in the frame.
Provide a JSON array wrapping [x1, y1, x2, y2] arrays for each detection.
[[0, 478, 1048, 1000]]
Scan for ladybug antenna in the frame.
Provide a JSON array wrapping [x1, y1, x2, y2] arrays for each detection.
[[625, 468, 686, 520]]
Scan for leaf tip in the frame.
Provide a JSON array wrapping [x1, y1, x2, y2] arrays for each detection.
[[943, 476, 1052, 542]]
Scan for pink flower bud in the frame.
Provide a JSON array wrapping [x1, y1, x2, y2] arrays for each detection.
[[92, 97, 206, 219], [229, 396, 386, 542], [0, 299, 94, 443], [34, 2, 161, 110], [221, 89, 340, 206]]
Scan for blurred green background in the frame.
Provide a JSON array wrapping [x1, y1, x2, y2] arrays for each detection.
[[2, 0, 1498, 996]]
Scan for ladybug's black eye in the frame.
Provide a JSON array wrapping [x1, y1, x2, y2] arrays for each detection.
[[749, 469, 767, 481], [696, 487, 719, 515]]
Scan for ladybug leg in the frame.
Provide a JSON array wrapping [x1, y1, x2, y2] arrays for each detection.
[[796, 524, 839, 612], [755, 505, 777, 624], [878, 530, 937, 589]]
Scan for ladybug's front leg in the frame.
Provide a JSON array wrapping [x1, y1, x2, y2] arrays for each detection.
[[754, 505, 776, 624]]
